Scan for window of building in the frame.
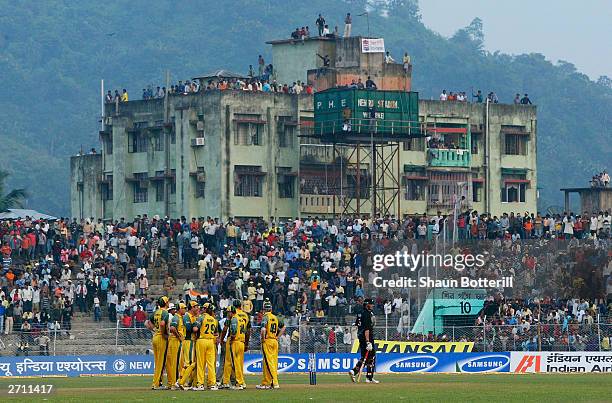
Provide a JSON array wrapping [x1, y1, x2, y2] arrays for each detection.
[[193, 168, 206, 199], [472, 182, 483, 202], [128, 131, 148, 153], [346, 170, 370, 199], [170, 130, 176, 144], [155, 181, 164, 202], [153, 133, 164, 152], [404, 179, 426, 201], [101, 175, 113, 201], [104, 135, 113, 155], [501, 183, 526, 203], [234, 165, 264, 197], [402, 137, 425, 151], [235, 115, 264, 145], [471, 134, 480, 155], [170, 169, 176, 194], [277, 167, 295, 198], [278, 117, 296, 148], [195, 181, 206, 198], [501, 174, 528, 203], [504, 134, 527, 155], [133, 172, 148, 203]]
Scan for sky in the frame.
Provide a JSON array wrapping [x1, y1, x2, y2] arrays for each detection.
[[418, 0, 612, 80]]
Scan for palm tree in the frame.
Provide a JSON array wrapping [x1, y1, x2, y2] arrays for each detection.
[[0, 171, 27, 212]]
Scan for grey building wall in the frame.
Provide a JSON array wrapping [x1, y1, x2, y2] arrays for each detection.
[[76, 91, 307, 221], [70, 154, 103, 219]]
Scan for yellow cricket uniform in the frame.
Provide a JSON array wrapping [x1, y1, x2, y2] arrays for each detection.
[[261, 312, 283, 387], [229, 312, 248, 386], [166, 313, 186, 386], [149, 308, 169, 388], [195, 314, 218, 387], [178, 312, 198, 387], [221, 320, 234, 385]]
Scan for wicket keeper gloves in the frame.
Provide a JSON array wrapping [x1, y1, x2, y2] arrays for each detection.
[[366, 342, 373, 351]]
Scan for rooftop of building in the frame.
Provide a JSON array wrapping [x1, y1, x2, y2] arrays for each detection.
[[561, 187, 612, 192], [266, 36, 337, 45]]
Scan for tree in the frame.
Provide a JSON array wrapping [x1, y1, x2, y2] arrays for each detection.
[[597, 75, 612, 89], [450, 17, 485, 52], [0, 171, 28, 212]]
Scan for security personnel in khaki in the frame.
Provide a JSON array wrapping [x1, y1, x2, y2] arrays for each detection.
[[178, 301, 199, 389], [146, 296, 170, 390], [257, 300, 284, 389], [167, 302, 186, 389], [193, 303, 219, 390]]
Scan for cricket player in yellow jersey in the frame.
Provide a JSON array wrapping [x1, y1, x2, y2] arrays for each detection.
[[220, 306, 236, 389], [178, 301, 199, 389], [193, 303, 219, 390], [167, 302, 186, 389], [257, 300, 284, 389], [145, 296, 170, 390], [229, 300, 249, 390]]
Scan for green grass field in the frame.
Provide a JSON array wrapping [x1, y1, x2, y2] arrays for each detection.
[[0, 374, 610, 402]]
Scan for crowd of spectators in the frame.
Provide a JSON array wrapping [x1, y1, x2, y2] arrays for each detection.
[[440, 90, 533, 105], [290, 13, 342, 40], [122, 65, 315, 101], [104, 89, 129, 103], [1, 208, 610, 354], [452, 210, 611, 241], [592, 171, 610, 188]]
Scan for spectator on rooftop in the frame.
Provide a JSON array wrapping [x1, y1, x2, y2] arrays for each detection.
[[365, 76, 377, 90], [403, 52, 411, 73], [316, 14, 326, 36], [385, 51, 395, 64], [344, 13, 352, 37], [520, 93, 532, 104]]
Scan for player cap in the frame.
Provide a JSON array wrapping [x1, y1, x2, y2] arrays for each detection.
[[363, 298, 374, 305], [158, 296, 169, 306], [178, 302, 187, 310], [188, 300, 199, 309], [168, 303, 176, 310], [263, 301, 272, 310], [226, 305, 236, 313], [233, 299, 242, 308]]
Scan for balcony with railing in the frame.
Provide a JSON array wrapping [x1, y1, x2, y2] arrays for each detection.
[[427, 148, 471, 168]]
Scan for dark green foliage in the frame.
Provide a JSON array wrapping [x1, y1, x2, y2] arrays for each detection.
[[0, 0, 609, 215]]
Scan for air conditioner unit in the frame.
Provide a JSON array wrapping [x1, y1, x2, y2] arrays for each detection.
[[191, 137, 205, 147], [196, 121, 205, 132]]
